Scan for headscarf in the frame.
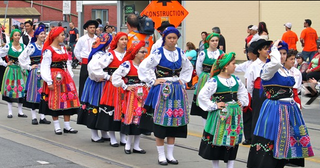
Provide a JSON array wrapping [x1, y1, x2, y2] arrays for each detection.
[[10, 29, 22, 42], [122, 40, 145, 62], [42, 26, 64, 53], [278, 41, 288, 53], [109, 32, 128, 50], [210, 52, 236, 77], [88, 33, 113, 62], [204, 33, 220, 49], [162, 26, 181, 46], [30, 24, 45, 43]]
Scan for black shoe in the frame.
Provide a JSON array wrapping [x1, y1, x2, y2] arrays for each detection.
[[124, 149, 131, 154], [54, 129, 62, 135], [158, 160, 168, 166], [133, 149, 146, 154], [242, 140, 251, 145], [63, 128, 78, 134], [120, 142, 126, 146], [7, 114, 13, 118], [110, 143, 119, 147], [91, 138, 105, 143], [166, 158, 179, 165], [32, 119, 38, 125], [102, 137, 110, 141], [18, 114, 28, 118], [39, 118, 51, 124]]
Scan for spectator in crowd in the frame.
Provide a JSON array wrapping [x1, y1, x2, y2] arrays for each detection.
[[58, 22, 62, 27], [198, 31, 208, 54], [96, 18, 103, 28], [63, 26, 69, 45], [300, 19, 319, 63], [258, 21, 269, 40], [19, 22, 24, 31], [11, 25, 19, 31], [20, 20, 34, 46], [281, 22, 298, 50], [96, 27, 103, 37], [68, 22, 79, 59], [248, 25, 259, 46], [302, 44, 320, 82], [294, 52, 308, 73], [104, 25, 113, 35], [185, 41, 198, 89], [245, 25, 253, 59], [212, 27, 226, 52]]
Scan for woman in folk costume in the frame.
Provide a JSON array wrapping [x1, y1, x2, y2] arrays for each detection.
[[39, 27, 80, 135], [190, 33, 224, 127], [19, 25, 51, 125], [197, 52, 248, 168], [247, 40, 314, 168], [138, 27, 193, 165], [77, 33, 113, 142], [97, 32, 128, 147], [0, 29, 28, 118], [112, 40, 148, 154]]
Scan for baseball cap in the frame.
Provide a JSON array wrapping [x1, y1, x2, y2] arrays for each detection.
[[284, 23, 292, 29], [249, 25, 258, 31], [296, 52, 304, 60]]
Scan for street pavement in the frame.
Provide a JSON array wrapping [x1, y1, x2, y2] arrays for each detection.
[[0, 66, 319, 168]]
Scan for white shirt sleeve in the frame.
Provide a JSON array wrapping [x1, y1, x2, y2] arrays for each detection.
[[236, 76, 249, 106], [73, 38, 83, 62], [196, 51, 205, 76], [179, 50, 193, 84], [88, 51, 113, 82], [40, 49, 53, 85], [18, 44, 34, 70], [0, 44, 9, 66], [261, 46, 282, 81], [246, 65, 254, 96], [235, 61, 248, 73], [112, 61, 130, 90], [138, 49, 161, 87], [198, 77, 218, 111]]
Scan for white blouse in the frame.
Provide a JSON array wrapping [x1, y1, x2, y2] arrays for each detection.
[[196, 49, 221, 76], [40, 46, 73, 86], [138, 47, 193, 87], [198, 75, 249, 111], [112, 61, 143, 90], [87, 51, 111, 82], [74, 34, 97, 62], [0, 43, 24, 67], [235, 60, 253, 79], [246, 58, 265, 96], [19, 43, 42, 70]]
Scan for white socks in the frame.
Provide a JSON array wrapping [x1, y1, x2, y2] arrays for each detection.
[[91, 129, 100, 141], [64, 121, 71, 130], [120, 133, 127, 144], [40, 114, 45, 120], [202, 118, 207, 128], [212, 160, 219, 168], [109, 131, 117, 145], [227, 160, 234, 168], [157, 146, 166, 162], [31, 109, 37, 119], [133, 135, 141, 151], [18, 103, 23, 115], [125, 135, 133, 150], [100, 131, 110, 139], [53, 120, 61, 131], [8, 102, 12, 115], [166, 144, 176, 161]]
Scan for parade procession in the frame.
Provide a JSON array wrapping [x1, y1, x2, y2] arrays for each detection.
[[0, 1, 319, 168]]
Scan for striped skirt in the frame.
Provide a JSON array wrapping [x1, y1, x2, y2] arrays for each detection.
[[25, 65, 42, 103]]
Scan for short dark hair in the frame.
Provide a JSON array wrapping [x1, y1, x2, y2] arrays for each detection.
[[212, 27, 220, 34], [24, 20, 33, 26], [248, 25, 253, 29], [127, 14, 139, 28], [305, 19, 312, 26], [287, 49, 298, 60], [96, 18, 102, 24], [201, 31, 208, 36]]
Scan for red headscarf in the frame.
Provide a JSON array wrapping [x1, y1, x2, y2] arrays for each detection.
[[109, 32, 128, 50], [122, 40, 145, 62], [42, 27, 64, 53]]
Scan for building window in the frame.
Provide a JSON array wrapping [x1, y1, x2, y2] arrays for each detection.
[[92, 9, 109, 25]]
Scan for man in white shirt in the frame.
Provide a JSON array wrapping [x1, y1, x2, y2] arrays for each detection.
[[74, 20, 98, 98], [20, 20, 34, 46], [248, 25, 259, 46]]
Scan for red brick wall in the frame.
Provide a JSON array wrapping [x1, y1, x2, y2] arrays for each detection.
[[84, 5, 117, 27]]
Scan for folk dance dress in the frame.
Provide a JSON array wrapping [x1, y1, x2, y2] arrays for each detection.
[[112, 60, 149, 135], [96, 50, 126, 131], [247, 46, 314, 168], [197, 75, 248, 162], [138, 47, 193, 139], [39, 46, 80, 116], [77, 50, 110, 128], [0, 43, 26, 103], [190, 48, 223, 119], [19, 43, 42, 109]]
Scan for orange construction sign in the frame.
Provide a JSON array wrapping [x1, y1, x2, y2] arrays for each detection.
[[140, 0, 189, 30]]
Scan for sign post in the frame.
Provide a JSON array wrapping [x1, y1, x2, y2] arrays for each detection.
[[77, 1, 83, 36], [3, 0, 9, 27], [140, 0, 189, 30]]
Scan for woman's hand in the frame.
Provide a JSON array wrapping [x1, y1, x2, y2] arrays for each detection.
[[306, 69, 312, 73], [308, 77, 317, 84], [237, 100, 242, 108], [273, 40, 282, 48], [7, 60, 12, 66], [31, 64, 38, 69], [99, 78, 105, 82], [48, 84, 54, 91], [109, 76, 112, 81], [126, 86, 135, 92], [154, 79, 166, 86], [217, 102, 226, 110]]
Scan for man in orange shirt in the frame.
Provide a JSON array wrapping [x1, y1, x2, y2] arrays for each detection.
[[126, 14, 154, 58], [281, 22, 298, 50], [300, 19, 319, 63]]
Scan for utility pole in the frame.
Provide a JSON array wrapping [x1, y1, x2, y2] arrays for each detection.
[[76, 1, 83, 36]]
